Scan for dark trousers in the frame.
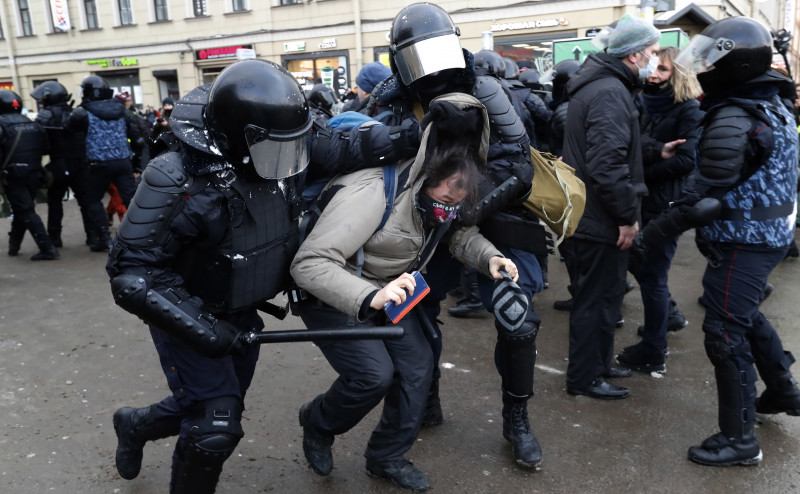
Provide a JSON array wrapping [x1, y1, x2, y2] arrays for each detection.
[[46, 160, 94, 236], [86, 158, 136, 231], [299, 300, 433, 463], [3, 164, 50, 248], [633, 234, 679, 353], [147, 311, 263, 440], [422, 244, 542, 389], [567, 238, 627, 389], [701, 243, 791, 380]]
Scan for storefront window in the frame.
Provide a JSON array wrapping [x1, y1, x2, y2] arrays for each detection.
[[284, 52, 350, 100], [103, 70, 142, 106], [493, 32, 576, 73]]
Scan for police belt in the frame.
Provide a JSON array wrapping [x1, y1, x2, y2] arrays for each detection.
[[718, 202, 795, 222], [478, 212, 552, 257]]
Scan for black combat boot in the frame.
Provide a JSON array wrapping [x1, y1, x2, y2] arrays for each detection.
[[688, 331, 761, 467], [421, 379, 443, 427], [113, 405, 181, 479], [88, 228, 112, 252], [7, 227, 24, 256], [299, 394, 334, 476], [30, 231, 59, 261], [756, 370, 800, 416], [667, 298, 688, 332], [502, 395, 542, 468]]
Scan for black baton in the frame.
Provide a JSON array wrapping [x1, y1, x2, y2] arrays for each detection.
[[241, 326, 404, 345]]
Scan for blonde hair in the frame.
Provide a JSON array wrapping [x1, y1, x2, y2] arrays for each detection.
[[659, 46, 703, 103]]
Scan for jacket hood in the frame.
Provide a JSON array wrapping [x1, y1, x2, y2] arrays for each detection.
[[566, 53, 639, 96], [405, 92, 490, 189], [83, 99, 126, 120]]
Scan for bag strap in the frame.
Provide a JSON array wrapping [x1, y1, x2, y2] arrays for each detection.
[[354, 163, 398, 278], [1, 124, 24, 171]]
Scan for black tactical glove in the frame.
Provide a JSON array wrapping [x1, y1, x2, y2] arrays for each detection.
[[627, 233, 648, 278], [388, 117, 421, 159], [420, 100, 483, 138]]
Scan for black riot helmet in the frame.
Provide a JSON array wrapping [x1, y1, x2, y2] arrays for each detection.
[[308, 84, 337, 112], [204, 59, 313, 179], [503, 58, 520, 80], [542, 60, 580, 101], [518, 69, 543, 91], [0, 90, 23, 114], [30, 81, 71, 106], [675, 17, 773, 93], [389, 3, 465, 88], [81, 75, 113, 101], [473, 50, 505, 78]]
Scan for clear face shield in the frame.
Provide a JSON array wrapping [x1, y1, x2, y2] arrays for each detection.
[[394, 33, 465, 86], [244, 124, 311, 179], [674, 34, 735, 75]]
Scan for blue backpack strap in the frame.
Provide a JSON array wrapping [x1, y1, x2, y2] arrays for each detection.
[[354, 163, 398, 278]]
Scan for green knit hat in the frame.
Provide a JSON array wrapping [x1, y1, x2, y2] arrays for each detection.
[[607, 14, 661, 58]]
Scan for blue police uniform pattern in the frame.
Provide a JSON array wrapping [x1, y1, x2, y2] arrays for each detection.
[[701, 96, 798, 247]]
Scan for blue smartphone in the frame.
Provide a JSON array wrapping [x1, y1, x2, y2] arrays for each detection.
[[383, 271, 430, 324]]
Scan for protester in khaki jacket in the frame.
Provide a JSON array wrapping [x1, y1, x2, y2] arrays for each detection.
[[290, 93, 518, 492]]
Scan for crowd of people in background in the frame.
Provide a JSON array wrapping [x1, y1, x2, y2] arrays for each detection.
[[2, 3, 800, 493]]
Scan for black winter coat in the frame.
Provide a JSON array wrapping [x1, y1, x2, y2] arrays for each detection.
[[637, 88, 703, 222], [562, 54, 647, 244]]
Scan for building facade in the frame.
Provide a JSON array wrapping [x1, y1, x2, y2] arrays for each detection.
[[0, 0, 791, 112]]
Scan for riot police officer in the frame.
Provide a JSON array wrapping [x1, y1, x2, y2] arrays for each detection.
[[0, 90, 58, 260], [306, 83, 338, 121], [106, 59, 421, 494], [634, 17, 800, 466], [67, 75, 142, 252], [30, 81, 93, 248], [362, 2, 546, 469]]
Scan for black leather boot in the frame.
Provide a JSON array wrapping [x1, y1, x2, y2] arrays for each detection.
[[30, 231, 59, 261], [299, 394, 334, 476], [88, 228, 112, 252], [7, 227, 24, 256], [756, 370, 800, 416], [502, 395, 542, 468], [421, 379, 443, 427], [113, 405, 181, 479]]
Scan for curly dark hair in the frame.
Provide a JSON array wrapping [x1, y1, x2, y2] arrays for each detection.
[[421, 142, 483, 204]]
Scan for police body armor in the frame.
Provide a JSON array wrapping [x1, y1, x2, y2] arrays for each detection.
[[0, 113, 45, 167], [115, 152, 299, 314], [37, 104, 87, 168], [699, 96, 798, 248], [177, 169, 300, 314]]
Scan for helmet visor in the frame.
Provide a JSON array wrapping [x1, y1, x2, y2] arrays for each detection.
[[395, 33, 465, 85], [245, 124, 311, 179], [674, 34, 734, 74]]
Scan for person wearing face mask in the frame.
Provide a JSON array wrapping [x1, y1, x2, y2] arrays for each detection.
[[616, 47, 703, 374], [290, 94, 519, 492], [561, 13, 659, 400]]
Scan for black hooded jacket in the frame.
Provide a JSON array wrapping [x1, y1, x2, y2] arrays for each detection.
[[562, 53, 648, 244], [637, 86, 703, 222]]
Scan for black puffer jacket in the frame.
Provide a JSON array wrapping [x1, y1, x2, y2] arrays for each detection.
[[637, 86, 703, 222], [562, 53, 648, 244]]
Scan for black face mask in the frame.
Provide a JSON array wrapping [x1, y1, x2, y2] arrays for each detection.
[[162, 108, 173, 119], [643, 81, 669, 95], [418, 192, 460, 225]]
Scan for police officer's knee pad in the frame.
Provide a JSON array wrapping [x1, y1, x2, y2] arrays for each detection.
[[702, 319, 754, 369], [184, 396, 244, 467]]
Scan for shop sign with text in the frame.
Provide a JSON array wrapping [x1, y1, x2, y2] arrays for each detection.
[[491, 18, 568, 32], [195, 45, 254, 61], [86, 58, 138, 68]]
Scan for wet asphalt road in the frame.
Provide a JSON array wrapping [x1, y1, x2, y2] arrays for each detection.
[[1, 202, 799, 494]]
